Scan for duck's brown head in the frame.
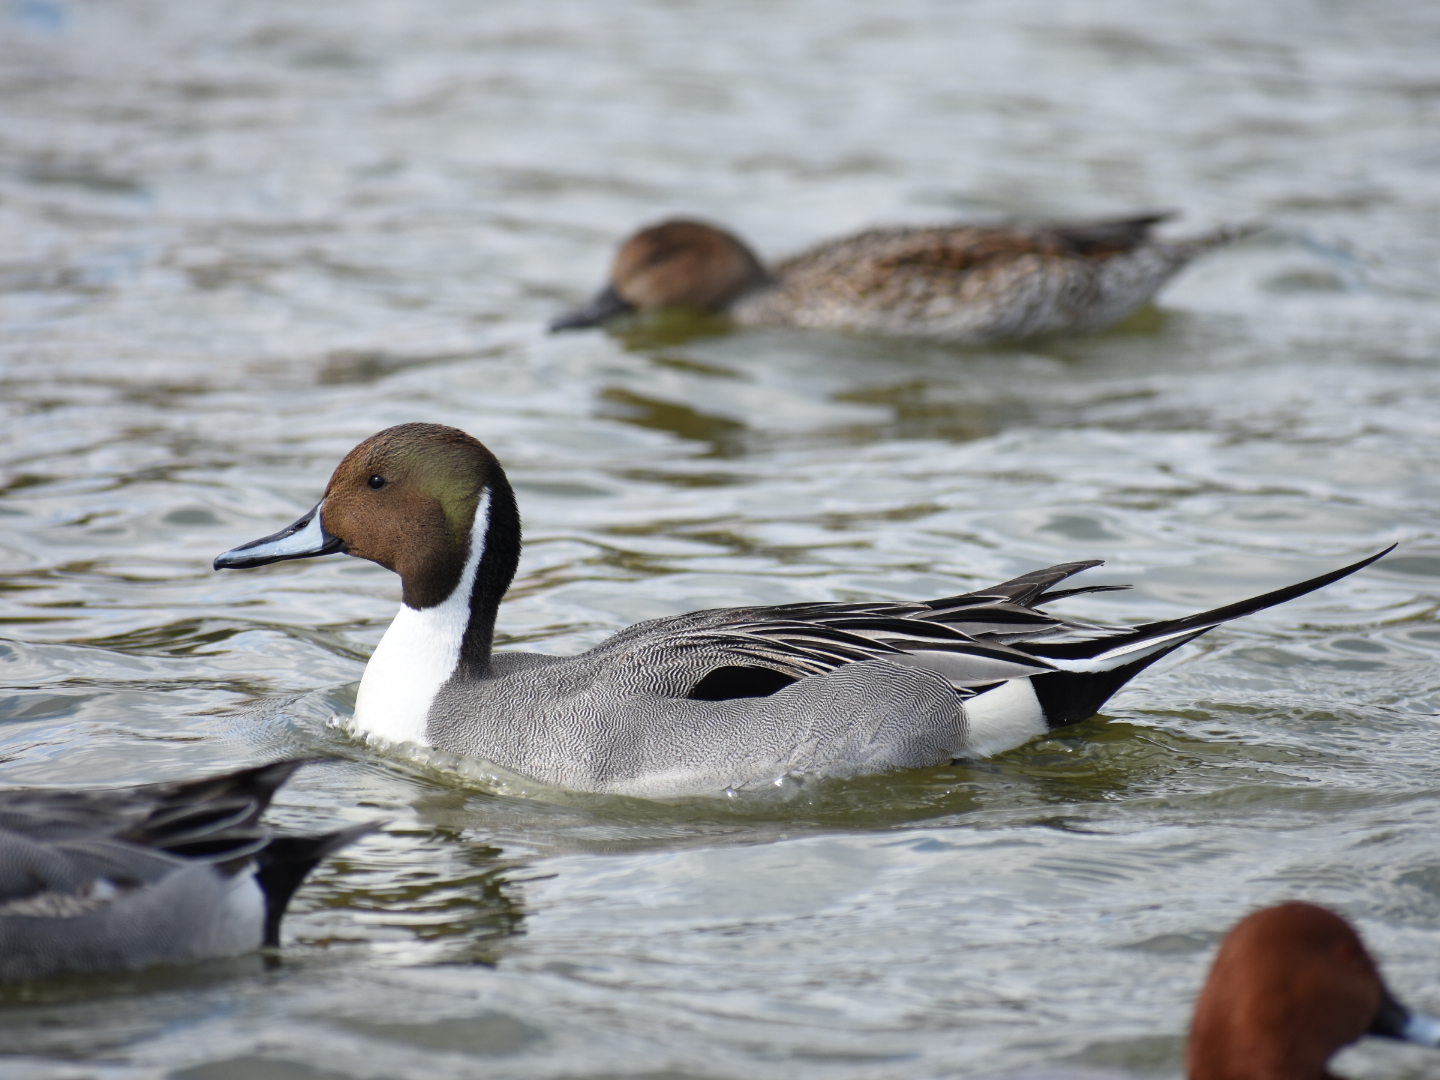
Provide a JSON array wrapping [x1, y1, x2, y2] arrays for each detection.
[[1188, 902, 1439, 1080], [214, 424, 521, 621], [550, 219, 770, 330]]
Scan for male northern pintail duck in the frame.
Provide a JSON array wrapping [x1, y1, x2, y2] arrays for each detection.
[[1184, 902, 1440, 1079], [550, 213, 1247, 342], [214, 423, 1389, 799], [0, 759, 376, 982]]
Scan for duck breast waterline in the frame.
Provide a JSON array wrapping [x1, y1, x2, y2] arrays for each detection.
[[216, 423, 1389, 799]]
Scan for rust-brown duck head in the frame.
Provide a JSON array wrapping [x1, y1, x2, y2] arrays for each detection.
[[1188, 901, 1440, 1080], [550, 219, 771, 330], [215, 423, 521, 616]]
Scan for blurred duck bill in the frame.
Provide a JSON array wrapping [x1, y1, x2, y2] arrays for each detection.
[[1372, 987, 1440, 1047], [1402, 1013, 1440, 1047], [213, 502, 344, 570], [549, 284, 635, 331]]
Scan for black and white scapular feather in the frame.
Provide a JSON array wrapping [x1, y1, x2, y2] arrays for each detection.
[[0, 759, 377, 982], [214, 423, 1396, 799]]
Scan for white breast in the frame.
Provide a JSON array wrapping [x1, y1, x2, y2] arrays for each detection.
[[351, 491, 489, 746]]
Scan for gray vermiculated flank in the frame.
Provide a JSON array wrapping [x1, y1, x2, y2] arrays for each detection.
[[431, 653, 968, 798], [427, 562, 1114, 798]]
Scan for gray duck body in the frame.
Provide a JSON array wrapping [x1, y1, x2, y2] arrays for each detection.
[[425, 552, 1386, 799], [424, 560, 1087, 798], [0, 760, 373, 982]]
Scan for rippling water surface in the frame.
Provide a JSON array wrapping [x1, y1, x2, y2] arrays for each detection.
[[3, 1, 1440, 1076]]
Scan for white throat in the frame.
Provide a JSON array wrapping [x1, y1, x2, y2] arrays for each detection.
[[351, 489, 491, 747]]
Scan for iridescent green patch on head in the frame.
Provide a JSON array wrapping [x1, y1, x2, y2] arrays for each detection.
[[384, 428, 491, 547]]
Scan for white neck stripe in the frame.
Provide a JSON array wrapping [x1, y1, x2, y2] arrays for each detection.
[[350, 488, 491, 747]]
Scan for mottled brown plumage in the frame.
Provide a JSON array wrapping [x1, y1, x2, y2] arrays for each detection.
[[553, 213, 1248, 342]]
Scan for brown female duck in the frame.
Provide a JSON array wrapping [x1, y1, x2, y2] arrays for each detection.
[[552, 214, 1246, 342]]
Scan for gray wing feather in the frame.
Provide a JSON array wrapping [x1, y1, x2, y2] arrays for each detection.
[[0, 833, 176, 906], [585, 561, 1114, 696]]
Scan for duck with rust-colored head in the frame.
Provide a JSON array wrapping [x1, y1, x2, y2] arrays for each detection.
[[551, 213, 1248, 343], [1187, 902, 1440, 1080], [215, 423, 1389, 799]]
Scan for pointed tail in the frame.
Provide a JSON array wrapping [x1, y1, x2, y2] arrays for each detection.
[[1051, 212, 1176, 256], [1021, 545, 1393, 728], [1163, 221, 1264, 263]]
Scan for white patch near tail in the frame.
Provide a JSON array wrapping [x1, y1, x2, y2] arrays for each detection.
[[352, 490, 491, 746], [962, 678, 1047, 759], [215, 869, 268, 954]]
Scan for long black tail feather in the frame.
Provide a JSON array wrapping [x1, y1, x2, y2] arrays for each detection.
[[1022, 546, 1393, 729], [1021, 546, 1394, 663]]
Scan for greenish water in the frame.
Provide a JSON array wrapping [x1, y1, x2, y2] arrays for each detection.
[[2, 0, 1440, 1077]]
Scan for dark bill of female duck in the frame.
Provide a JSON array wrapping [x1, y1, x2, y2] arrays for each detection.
[[0, 759, 380, 983], [548, 283, 637, 331], [214, 423, 1392, 799]]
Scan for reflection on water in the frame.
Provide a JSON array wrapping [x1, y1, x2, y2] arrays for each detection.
[[3, 0, 1440, 1077], [597, 386, 750, 458]]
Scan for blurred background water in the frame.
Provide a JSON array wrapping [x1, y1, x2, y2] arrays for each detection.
[[2, 0, 1440, 1077]]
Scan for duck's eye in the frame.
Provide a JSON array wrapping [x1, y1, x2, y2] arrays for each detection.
[[367, 475, 386, 490]]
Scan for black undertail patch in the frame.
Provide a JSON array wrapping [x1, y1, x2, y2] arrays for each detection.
[[1030, 655, 1164, 730], [254, 822, 379, 947]]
